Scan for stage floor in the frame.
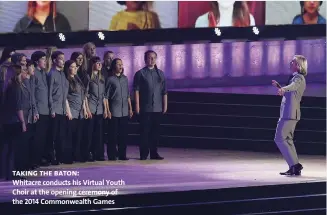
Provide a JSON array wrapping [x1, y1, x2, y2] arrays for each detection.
[[171, 84, 326, 97], [0, 146, 326, 202]]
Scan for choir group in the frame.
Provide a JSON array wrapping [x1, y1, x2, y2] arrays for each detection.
[[0, 42, 168, 180]]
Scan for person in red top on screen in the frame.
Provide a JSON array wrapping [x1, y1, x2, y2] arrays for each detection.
[[195, 1, 255, 27], [13, 1, 71, 33], [292, 1, 326, 24]]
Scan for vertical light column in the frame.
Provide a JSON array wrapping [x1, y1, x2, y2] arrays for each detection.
[[282, 40, 296, 74], [249, 41, 263, 76], [133, 45, 149, 73], [266, 41, 281, 76], [230, 42, 246, 77], [171, 44, 186, 79], [190, 43, 206, 79], [209, 43, 224, 78]]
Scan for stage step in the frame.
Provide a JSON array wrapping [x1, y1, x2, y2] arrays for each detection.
[[169, 91, 326, 108], [128, 123, 325, 143], [127, 134, 325, 155], [168, 102, 326, 119], [130, 113, 325, 131], [128, 92, 326, 155]]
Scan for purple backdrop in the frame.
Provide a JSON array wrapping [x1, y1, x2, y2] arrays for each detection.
[[18, 38, 326, 92]]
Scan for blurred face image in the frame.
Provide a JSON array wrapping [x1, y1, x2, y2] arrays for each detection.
[[290, 57, 299, 72], [69, 62, 77, 76], [126, 1, 144, 11], [36, 1, 51, 7], [20, 56, 27, 67], [93, 61, 102, 71], [55, 54, 65, 69], [75, 54, 83, 67], [145, 52, 157, 68], [86, 44, 96, 58], [115, 60, 123, 73], [27, 64, 35, 76], [104, 52, 115, 67], [38, 56, 47, 69], [303, 1, 320, 14]]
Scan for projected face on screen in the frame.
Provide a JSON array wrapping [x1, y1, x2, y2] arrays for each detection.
[[13, 1, 71, 33], [0, 1, 89, 33], [194, 1, 255, 27], [295, 1, 326, 24]]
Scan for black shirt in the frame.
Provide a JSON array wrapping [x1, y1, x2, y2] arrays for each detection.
[[13, 12, 71, 33]]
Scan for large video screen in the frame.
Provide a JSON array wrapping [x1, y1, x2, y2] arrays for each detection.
[[0, 1, 325, 33], [89, 1, 326, 30]]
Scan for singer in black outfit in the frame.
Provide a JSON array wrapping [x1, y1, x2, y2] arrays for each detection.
[[105, 58, 133, 160], [64, 60, 87, 164], [102, 51, 115, 147], [48, 51, 69, 164], [85, 57, 108, 161], [133, 50, 167, 160], [23, 59, 38, 170], [31, 51, 53, 166], [2, 65, 32, 179]]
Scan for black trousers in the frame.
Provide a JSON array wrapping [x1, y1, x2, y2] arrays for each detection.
[[108, 116, 128, 159], [34, 115, 52, 163], [103, 119, 110, 145], [86, 115, 104, 160], [139, 112, 162, 158], [50, 114, 67, 163], [66, 119, 84, 163], [26, 123, 36, 168], [2, 123, 30, 179]]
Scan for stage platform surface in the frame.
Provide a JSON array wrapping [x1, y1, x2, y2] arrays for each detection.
[[171, 84, 326, 98], [0, 146, 325, 203]]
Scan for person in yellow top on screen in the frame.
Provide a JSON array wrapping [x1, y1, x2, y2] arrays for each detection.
[[109, 1, 161, 31], [195, 1, 255, 27]]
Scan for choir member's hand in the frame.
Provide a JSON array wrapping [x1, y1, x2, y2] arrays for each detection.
[[135, 106, 140, 115], [87, 111, 93, 119], [272, 80, 281, 88], [21, 122, 27, 132], [67, 112, 73, 120], [108, 111, 112, 119], [129, 110, 133, 118], [103, 111, 108, 119], [278, 88, 285, 96], [84, 110, 88, 119], [34, 114, 39, 122], [163, 107, 167, 114], [51, 113, 56, 118]]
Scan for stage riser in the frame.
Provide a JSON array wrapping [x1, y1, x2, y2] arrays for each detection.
[[127, 135, 325, 155], [129, 114, 325, 131], [168, 103, 326, 119], [127, 92, 326, 155], [11, 182, 324, 214], [169, 92, 326, 108], [128, 123, 326, 143], [94, 195, 326, 215]]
